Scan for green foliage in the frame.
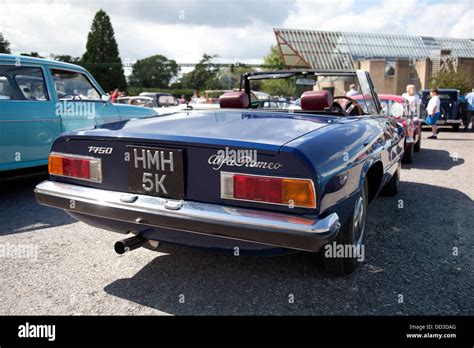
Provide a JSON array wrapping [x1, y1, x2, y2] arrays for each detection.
[[0, 33, 11, 54], [53, 55, 82, 64], [81, 9, 127, 91], [430, 68, 471, 95], [180, 54, 219, 90], [263, 45, 285, 69], [129, 55, 179, 88], [259, 45, 296, 97], [20, 52, 43, 58]]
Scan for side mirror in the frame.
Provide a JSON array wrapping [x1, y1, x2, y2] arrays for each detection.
[[101, 95, 110, 103]]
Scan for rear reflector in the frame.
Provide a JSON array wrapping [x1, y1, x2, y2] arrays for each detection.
[[48, 152, 102, 182], [221, 172, 316, 208]]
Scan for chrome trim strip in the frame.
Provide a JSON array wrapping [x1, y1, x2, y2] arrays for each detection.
[[35, 180, 340, 252]]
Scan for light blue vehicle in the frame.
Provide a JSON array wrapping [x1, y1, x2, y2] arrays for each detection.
[[0, 54, 157, 173]]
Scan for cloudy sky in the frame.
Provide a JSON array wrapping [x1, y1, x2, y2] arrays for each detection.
[[0, 0, 472, 65]]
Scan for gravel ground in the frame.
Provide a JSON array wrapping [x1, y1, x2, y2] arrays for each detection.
[[0, 129, 473, 315]]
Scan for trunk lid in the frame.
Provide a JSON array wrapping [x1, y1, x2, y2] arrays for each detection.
[[73, 110, 331, 151]]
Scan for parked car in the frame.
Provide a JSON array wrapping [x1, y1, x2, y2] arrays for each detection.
[[35, 69, 404, 275], [139, 92, 177, 107], [0, 54, 157, 174], [354, 94, 421, 164], [116, 96, 157, 108], [420, 89, 463, 131]]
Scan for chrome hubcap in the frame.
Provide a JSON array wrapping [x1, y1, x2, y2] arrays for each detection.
[[353, 196, 365, 245]]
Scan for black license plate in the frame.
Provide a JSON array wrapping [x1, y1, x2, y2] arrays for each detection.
[[128, 145, 184, 199]]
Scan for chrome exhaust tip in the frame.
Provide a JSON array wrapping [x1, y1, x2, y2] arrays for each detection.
[[114, 234, 147, 254]]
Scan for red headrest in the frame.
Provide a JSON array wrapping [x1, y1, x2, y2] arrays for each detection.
[[219, 91, 249, 109], [300, 90, 333, 111]]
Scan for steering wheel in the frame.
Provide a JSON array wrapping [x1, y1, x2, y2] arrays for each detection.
[[333, 96, 364, 116]]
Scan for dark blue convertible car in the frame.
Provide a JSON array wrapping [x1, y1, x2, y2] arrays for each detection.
[[35, 69, 404, 275]]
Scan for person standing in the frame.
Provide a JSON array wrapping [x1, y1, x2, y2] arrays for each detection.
[[464, 89, 474, 132], [346, 84, 359, 97], [178, 94, 187, 104], [111, 88, 120, 103], [427, 88, 441, 139], [402, 84, 421, 116], [191, 90, 201, 102]]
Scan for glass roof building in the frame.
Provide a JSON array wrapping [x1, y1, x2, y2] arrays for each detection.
[[274, 28, 474, 70], [273, 28, 474, 94]]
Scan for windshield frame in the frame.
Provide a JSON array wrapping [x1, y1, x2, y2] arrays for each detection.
[[240, 69, 381, 115]]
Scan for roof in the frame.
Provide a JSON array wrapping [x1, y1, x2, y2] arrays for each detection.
[[0, 53, 85, 71], [139, 92, 173, 96], [377, 94, 404, 102], [243, 69, 360, 78], [354, 94, 404, 103], [118, 96, 154, 100], [274, 29, 474, 70]]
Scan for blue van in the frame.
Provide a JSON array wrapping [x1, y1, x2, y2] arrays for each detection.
[[0, 54, 157, 172]]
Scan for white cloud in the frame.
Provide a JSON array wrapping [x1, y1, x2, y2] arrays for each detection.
[[282, 0, 473, 38], [0, 0, 472, 66]]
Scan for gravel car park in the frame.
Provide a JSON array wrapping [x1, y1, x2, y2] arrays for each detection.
[[0, 130, 472, 316]]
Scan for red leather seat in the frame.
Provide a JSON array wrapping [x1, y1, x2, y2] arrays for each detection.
[[219, 91, 250, 109], [300, 90, 333, 111]]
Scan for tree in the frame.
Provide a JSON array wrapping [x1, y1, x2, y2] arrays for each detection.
[[0, 33, 11, 54], [180, 54, 219, 90], [20, 52, 43, 58], [81, 9, 126, 91], [260, 45, 296, 97], [430, 68, 470, 95], [53, 54, 81, 64], [129, 55, 179, 88], [263, 45, 285, 70]]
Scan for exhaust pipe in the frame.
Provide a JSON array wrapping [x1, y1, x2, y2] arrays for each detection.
[[114, 233, 148, 255]]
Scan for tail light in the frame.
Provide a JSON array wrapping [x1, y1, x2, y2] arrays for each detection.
[[48, 152, 102, 182], [221, 172, 316, 209]]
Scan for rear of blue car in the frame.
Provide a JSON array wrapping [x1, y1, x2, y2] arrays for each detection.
[[35, 111, 342, 253]]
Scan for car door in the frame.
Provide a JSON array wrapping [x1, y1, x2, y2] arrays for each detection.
[[0, 63, 60, 171], [48, 68, 120, 132]]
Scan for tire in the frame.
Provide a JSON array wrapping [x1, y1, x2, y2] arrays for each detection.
[[321, 179, 368, 276], [452, 124, 460, 132], [381, 161, 400, 196], [402, 143, 414, 164]]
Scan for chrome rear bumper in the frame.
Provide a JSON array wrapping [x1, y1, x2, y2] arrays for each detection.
[[35, 180, 340, 252]]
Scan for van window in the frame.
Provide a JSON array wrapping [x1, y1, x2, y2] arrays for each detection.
[[0, 65, 49, 101], [51, 69, 101, 101]]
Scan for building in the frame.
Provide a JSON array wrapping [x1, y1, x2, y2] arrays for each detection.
[[273, 28, 474, 94]]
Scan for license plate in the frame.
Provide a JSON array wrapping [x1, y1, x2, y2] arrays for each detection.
[[128, 146, 184, 199]]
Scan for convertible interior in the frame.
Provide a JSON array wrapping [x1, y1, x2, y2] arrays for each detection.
[[219, 90, 366, 116]]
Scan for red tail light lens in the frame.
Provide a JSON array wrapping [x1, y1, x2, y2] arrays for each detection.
[[48, 152, 102, 182], [221, 172, 316, 208]]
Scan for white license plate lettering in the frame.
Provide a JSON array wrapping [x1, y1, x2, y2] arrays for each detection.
[[128, 146, 183, 199], [134, 149, 174, 172], [142, 172, 168, 194]]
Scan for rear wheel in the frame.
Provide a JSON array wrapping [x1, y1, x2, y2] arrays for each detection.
[[321, 179, 368, 276], [381, 161, 400, 196], [402, 143, 414, 164]]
